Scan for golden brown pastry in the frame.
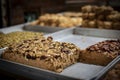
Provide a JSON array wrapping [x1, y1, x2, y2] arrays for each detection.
[[88, 20, 96, 28], [103, 6, 113, 15], [88, 13, 96, 20], [30, 20, 40, 26], [79, 40, 120, 66], [92, 5, 99, 13], [107, 14, 120, 21], [97, 15, 105, 20], [81, 5, 120, 30], [111, 11, 119, 15], [97, 20, 104, 29], [2, 37, 80, 72], [82, 13, 89, 19], [63, 12, 83, 17], [0, 31, 44, 48], [82, 20, 89, 28], [104, 21, 112, 29], [81, 5, 93, 13], [36, 14, 83, 27]]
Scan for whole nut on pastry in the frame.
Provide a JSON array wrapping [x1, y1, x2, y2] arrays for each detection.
[[40, 55, 48, 60], [54, 54, 61, 59], [26, 54, 36, 59], [61, 48, 71, 54], [47, 36, 53, 41]]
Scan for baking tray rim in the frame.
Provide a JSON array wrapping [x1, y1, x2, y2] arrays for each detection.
[[45, 27, 120, 39], [0, 47, 82, 80], [0, 27, 120, 80], [0, 47, 103, 80]]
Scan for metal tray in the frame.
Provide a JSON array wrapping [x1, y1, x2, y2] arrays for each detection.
[[45, 27, 120, 79], [0, 23, 29, 34], [46, 27, 120, 49], [92, 55, 120, 80], [0, 49, 103, 80], [0, 28, 120, 80], [23, 25, 66, 34]]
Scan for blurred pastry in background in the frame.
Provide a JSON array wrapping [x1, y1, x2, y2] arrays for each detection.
[[81, 5, 93, 13], [63, 12, 83, 17], [113, 22, 120, 30], [88, 13, 96, 20], [82, 13, 89, 19], [97, 20, 104, 29], [81, 20, 89, 28], [29, 14, 82, 28], [104, 21, 112, 29], [88, 20, 96, 28]]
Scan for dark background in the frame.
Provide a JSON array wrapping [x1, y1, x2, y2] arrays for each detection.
[[0, 0, 120, 27]]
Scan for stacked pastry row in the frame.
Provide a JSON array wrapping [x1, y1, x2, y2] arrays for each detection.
[[30, 14, 82, 28], [81, 5, 120, 30], [2, 33, 120, 75]]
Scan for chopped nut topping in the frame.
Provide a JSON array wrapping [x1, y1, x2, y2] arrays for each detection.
[[4, 37, 80, 60], [0, 31, 44, 48], [87, 40, 120, 56]]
